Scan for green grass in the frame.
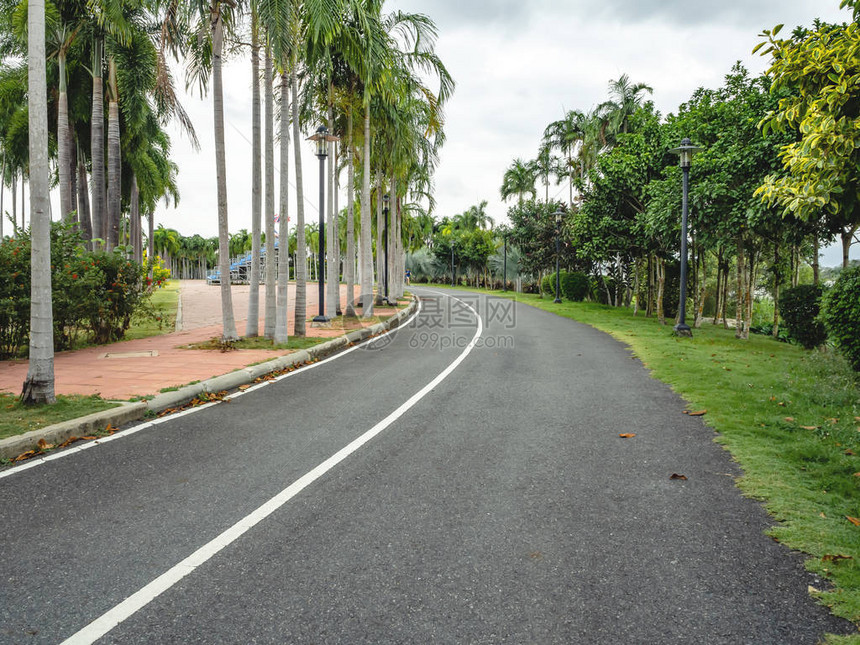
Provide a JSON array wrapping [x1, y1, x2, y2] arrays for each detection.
[[124, 279, 180, 341], [0, 393, 120, 441], [443, 285, 860, 637], [186, 335, 327, 352]]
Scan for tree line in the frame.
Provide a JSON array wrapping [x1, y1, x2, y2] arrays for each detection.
[[7, 0, 453, 404]]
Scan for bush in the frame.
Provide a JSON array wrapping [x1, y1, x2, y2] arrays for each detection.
[[541, 272, 561, 299], [561, 271, 588, 302], [780, 284, 828, 350], [822, 266, 860, 370], [0, 221, 156, 358]]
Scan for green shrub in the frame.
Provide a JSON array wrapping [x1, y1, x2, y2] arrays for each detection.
[[0, 236, 30, 358], [561, 271, 589, 301], [541, 272, 561, 299], [822, 266, 860, 370], [0, 221, 155, 357], [781, 284, 828, 350]]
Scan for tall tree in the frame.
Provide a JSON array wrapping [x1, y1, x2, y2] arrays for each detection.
[[21, 0, 54, 404]]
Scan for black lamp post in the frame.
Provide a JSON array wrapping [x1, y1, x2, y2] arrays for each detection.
[[669, 137, 702, 337], [382, 193, 390, 305], [308, 125, 337, 323], [553, 209, 564, 303]]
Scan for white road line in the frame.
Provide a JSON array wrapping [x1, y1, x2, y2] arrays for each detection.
[[60, 292, 481, 644], [0, 302, 423, 481]]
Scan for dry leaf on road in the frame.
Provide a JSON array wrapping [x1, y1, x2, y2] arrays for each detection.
[[619, 433, 637, 438], [670, 473, 688, 480]]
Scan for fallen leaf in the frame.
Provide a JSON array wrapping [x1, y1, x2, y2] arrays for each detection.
[[105, 424, 116, 435], [37, 439, 54, 450], [238, 384, 251, 391], [784, 417, 795, 422], [846, 449, 856, 456], [80, 436, 97, 441], [58, 436, 79, 448], [800, 426, 819, 431], [820, 512, 827, 518], [14, 450, 36, 462], [687, 410, 707, 417], [670, 473, 688, 480], [618, 433, 636, 438], [809, 585, 820, 594], [846, 516, 860, 527], [823, 554, 853, 562], [778, 401, 786, 407], [828, 418, 839, 424], [854, 473, 860, 477]]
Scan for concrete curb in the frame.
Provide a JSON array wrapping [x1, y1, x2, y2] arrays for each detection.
[[0, 402, 147, 461], [0, 297, 418, 461]]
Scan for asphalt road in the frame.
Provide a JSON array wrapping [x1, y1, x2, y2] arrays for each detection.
[[0, 287, 853, 643]]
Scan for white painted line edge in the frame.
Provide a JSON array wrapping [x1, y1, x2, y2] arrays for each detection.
[[60, 292, 480, 645]]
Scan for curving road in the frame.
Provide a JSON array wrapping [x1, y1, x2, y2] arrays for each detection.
[[0, 288, 852, 643]]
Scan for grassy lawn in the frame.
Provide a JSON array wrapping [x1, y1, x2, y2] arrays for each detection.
[[124, 279, 180, 340], [0, 393, 120, 442], [428, 284, 860, 636], [186, 335, 328, 351]]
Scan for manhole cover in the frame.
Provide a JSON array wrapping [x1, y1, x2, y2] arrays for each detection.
[[100, 350, 159, 359]]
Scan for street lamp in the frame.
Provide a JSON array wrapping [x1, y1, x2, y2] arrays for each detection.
[[382, 193, 390, 305], [553, 209, 564, 303], [308, 125, 338, 323], [669, 137, 702, 337]]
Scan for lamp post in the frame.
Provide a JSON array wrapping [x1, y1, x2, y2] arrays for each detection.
[[382, 193, 390, 305], [308, 125, 338, 323], [553, 209, 564, 303], [669, 137, 702, 337]]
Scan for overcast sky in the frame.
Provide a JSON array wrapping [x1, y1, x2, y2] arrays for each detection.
[[142, 0, 855, 266]]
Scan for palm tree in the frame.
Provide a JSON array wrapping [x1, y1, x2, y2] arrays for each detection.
[[247, 3, 262, 337], [274, 70, 290, 343], [21, 0, 54, 404], [500, 158, 537, 205], [598, 73, 653, 137], [544, 109, 586, 204], [184, 0, 240, 342]]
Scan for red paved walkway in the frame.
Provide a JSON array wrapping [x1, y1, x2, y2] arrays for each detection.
[[0, 281, 395, 400]]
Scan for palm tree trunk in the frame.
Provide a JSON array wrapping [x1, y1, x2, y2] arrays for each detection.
[[131, 173, 142, 264], [264, 45, 276, 338], [21, 0, 54, 404], [91, 37, 105, 247], [57, 50, 72, 222], [106, 71, 121, 249], [360, 103, 374, 318], [212, 6, 238, 342], [291, 62, 307, 336], [148, 212, 154, 277], [0, 152, 4, 240], [344, 111, 356, 316], [247, 16, 262, 337], [77, 149, 92, 241], [274, 71, 290, 344]]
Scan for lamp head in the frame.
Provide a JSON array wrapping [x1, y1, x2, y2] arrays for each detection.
[[309, 125, 329, 159], [670, 137, 703, 169]]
